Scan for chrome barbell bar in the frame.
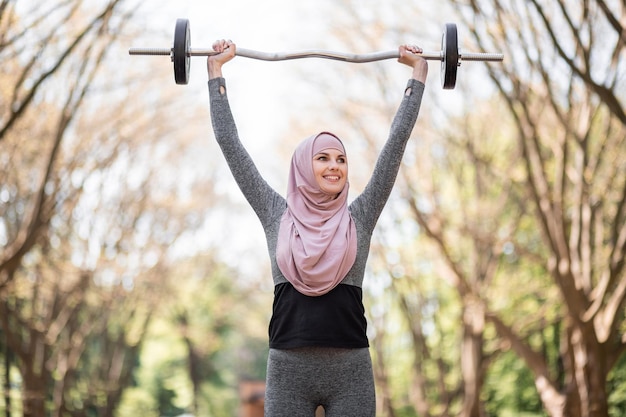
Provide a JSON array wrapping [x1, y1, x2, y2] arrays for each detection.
[[128, 19, 503, 89]]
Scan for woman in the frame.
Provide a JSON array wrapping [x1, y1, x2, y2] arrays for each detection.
[[207, 40, 427, 417]]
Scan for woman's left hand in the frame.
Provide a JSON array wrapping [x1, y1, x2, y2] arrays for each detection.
[[398, 44, 428, 83]]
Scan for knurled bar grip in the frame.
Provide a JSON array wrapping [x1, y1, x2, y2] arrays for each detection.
[[128, 47, 503, 63]]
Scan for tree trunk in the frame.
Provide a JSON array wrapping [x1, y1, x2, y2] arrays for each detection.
[[22, 367, 48, 417], [459, 301, 485, 417], [3, 342, 11, 417], [565, 325, 609, 417], [371, 333, 396, 417]]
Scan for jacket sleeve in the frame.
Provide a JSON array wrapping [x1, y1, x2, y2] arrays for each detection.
[[208, 77, 284, 226], [350, 79, 425, 231]]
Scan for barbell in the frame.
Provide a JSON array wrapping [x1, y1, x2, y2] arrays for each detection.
[[129, 18, 503, 89]]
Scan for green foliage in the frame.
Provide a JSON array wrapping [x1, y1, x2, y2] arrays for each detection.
[[483, 350, 546, 417], [366, 235, 466, 415], [608, 353, 626, 416], [117, 254, 271, 417], [394, 405, 418, 417], [116, 387, 159, 417]]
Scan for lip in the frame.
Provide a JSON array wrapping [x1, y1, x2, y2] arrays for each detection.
[[323, 175, 341, 181]]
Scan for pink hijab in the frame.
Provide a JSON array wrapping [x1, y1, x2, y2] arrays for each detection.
[[276, 132, 357, 296]]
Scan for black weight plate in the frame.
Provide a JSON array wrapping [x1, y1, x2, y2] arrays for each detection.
[[173, 18, 191, 85], [441, 23, 458, 89]]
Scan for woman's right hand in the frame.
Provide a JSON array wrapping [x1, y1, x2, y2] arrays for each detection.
[[207, 39, 236, 79]]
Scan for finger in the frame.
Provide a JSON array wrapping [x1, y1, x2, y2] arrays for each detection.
[[213, 39, 232, 53], [408, 45, 422, 54]]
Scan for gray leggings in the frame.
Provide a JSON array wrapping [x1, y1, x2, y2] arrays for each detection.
[[264, 347, 375, 417]]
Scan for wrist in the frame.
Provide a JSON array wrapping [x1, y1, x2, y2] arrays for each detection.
[[411, 61, 428, 83], [207, 60, 223, 79]]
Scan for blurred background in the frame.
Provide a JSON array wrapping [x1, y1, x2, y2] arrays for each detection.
[[1, 0, 625, 416]]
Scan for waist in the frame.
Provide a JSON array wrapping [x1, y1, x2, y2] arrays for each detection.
[[268, 282, 368, 349]]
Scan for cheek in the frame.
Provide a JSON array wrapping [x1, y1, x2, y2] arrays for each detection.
[[312, 163, 324, 178]]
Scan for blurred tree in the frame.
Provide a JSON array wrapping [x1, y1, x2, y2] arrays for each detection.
[[116, 253, 271, 417], [394, 97, 537, 417], [366, 237, 466, 417], [447, 1, 626, 416], [172, 255, 270, 417], [0, 1, 218, 416], [366, 1, 621, 416]]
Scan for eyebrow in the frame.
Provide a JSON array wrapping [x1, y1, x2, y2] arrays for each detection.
[[314, 151, 346, 157]]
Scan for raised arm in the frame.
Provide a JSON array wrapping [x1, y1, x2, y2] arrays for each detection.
[[207, 40, 283, 226], [351, 45, 428, 229]]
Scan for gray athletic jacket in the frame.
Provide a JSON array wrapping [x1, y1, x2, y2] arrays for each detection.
[[209, 77, 425, 349]]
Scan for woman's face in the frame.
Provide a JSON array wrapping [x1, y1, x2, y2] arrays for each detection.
[[312, 148, 348, 196]]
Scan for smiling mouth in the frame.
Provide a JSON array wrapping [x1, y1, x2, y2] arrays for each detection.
[[324, 175, 340, 181]]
